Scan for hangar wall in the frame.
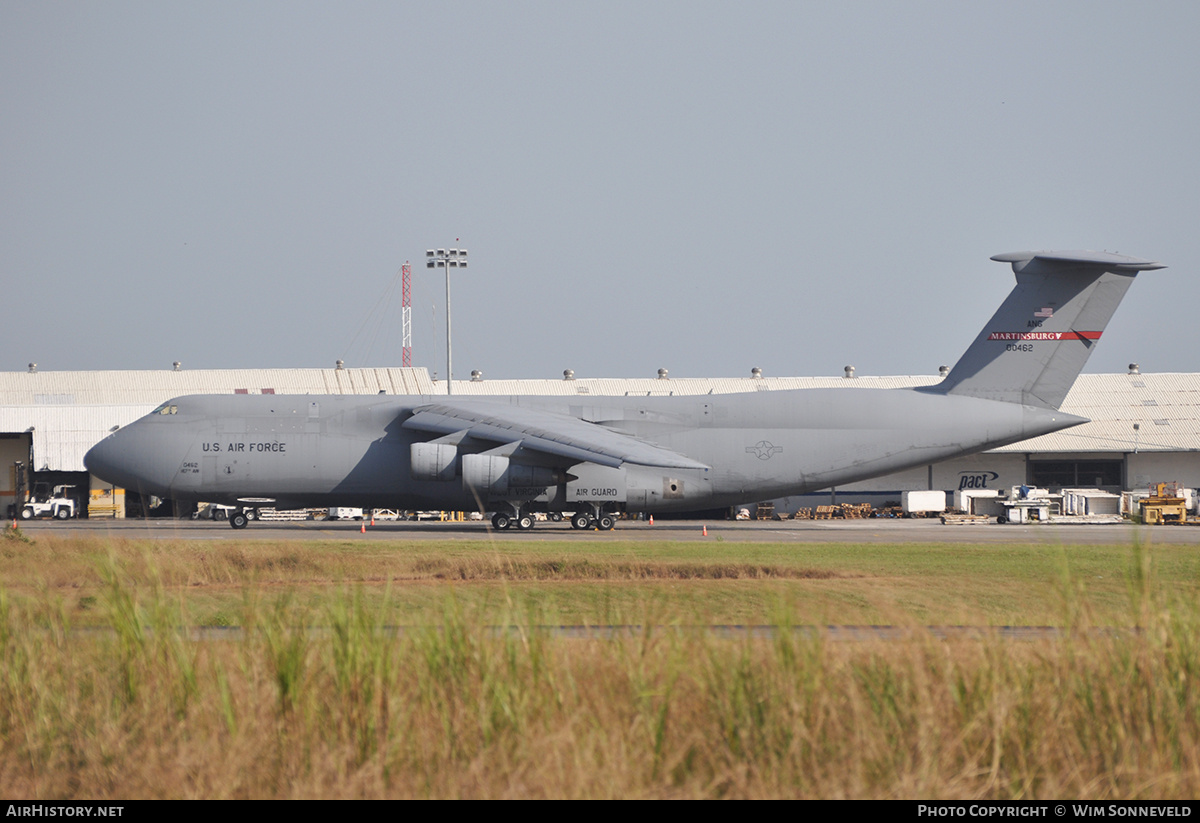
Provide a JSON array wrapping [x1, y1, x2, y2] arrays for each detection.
[[1, 367, 1197, 518], [1128, 452, 1200, 491], [772, 453, 1032, 510]]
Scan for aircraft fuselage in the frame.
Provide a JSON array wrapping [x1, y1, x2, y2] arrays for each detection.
[[85, 387, 1082, 514]]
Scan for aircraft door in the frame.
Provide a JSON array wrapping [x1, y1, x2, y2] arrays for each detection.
[[169, 440, 212, 499]]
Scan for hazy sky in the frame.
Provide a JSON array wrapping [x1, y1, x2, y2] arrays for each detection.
[[3, 1, 1197, 380]]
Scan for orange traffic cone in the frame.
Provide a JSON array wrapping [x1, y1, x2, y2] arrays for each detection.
[[370, 514, 375, 526], [648, 515, 654, 525], [360, 522, 366, 533], [702, 524, 708, 536]]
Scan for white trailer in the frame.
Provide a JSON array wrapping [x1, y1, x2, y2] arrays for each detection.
[[902, 490, 947, 517], [327, 507, 364, 520]]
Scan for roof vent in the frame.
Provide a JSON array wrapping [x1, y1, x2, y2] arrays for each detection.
[[938, 365, 949, 377], [1128, 363, 1140, 375], [173, 361, 181, 371], [751, 367, 763, 379], [27, 363, 37, 373], [657, 368, 669, 379], [470, 370, 483, 382], [844, 365, 856, 379], [563, 369, 575, 380], [335, 359, 344, 370]]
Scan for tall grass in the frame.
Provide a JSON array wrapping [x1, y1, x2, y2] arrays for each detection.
[[0, 543, 1198, 798]]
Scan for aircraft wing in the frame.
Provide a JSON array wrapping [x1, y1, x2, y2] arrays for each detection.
[[401, 401, 709, 470]]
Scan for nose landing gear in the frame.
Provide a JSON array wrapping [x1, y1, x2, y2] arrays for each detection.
[[228, 507, 258, 529]]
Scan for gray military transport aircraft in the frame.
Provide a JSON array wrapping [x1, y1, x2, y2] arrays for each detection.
[[85, 250, 1164, 531]]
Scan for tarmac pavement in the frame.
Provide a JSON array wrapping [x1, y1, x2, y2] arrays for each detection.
[[16, 515, 1200, 544]]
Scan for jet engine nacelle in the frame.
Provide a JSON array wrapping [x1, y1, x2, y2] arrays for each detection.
[[411, 442, 458, 481], [461, 454, 559, 500]]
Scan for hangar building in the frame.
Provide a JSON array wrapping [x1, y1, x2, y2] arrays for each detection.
[[2, 365, 1197, 518]]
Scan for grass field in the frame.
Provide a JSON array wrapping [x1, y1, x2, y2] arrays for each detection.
[[2, 527, 1198, 798]]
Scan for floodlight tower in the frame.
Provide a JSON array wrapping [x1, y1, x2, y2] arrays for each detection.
[[401, 262, 412, 367], [426, 246, 467, 395]]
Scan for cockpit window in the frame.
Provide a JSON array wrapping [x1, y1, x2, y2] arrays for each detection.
[[150, 404, 179, 416]]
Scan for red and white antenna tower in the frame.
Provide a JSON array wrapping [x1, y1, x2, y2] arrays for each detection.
[[401, 261, 412, 367]]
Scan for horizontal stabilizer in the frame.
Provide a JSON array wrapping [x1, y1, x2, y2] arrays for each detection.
[[989, 250, 1165, 272]]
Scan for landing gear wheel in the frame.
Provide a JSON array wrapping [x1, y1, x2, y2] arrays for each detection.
[[570, 512, 592, 530], [516, 515, 534, 531], [549, 512, 563, 522], [597, 514, 615, 531], [230, 512, 249, 529], [492, 512, 512, 530], [245, 508, 258, 521]]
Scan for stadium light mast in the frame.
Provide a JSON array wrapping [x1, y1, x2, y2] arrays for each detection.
[[425, 245, 467, 395]]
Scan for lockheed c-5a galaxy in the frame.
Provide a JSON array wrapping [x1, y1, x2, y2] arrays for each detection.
[[85, 250, 1164, 530]]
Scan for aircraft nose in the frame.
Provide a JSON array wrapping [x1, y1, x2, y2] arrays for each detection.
[[83, 438, 109, 477], [85, 430, 141, 491], [84, 423, 182, 497]]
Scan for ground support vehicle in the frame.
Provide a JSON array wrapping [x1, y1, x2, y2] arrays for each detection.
[[1140, 482, 1189, 525], [20, 484, 77, 520]]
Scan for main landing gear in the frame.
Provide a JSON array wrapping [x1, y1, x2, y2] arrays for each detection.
[[569, 504, 615, 531], [491, 510, 535, 531], [489, 503, 616, 531]]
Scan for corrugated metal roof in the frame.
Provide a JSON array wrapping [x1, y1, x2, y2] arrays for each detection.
[[2, 369, 1198, 471], [0, 367, 436, 406], [0, 406, 147, 472], [0, 367, 435, 471], [990, 373, 1200, 454], [448, 374, 944, 395], [989, 419, 1198, 454]]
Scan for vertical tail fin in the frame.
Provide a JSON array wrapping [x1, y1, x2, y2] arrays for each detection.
[[933, 250, 1164, 409]]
